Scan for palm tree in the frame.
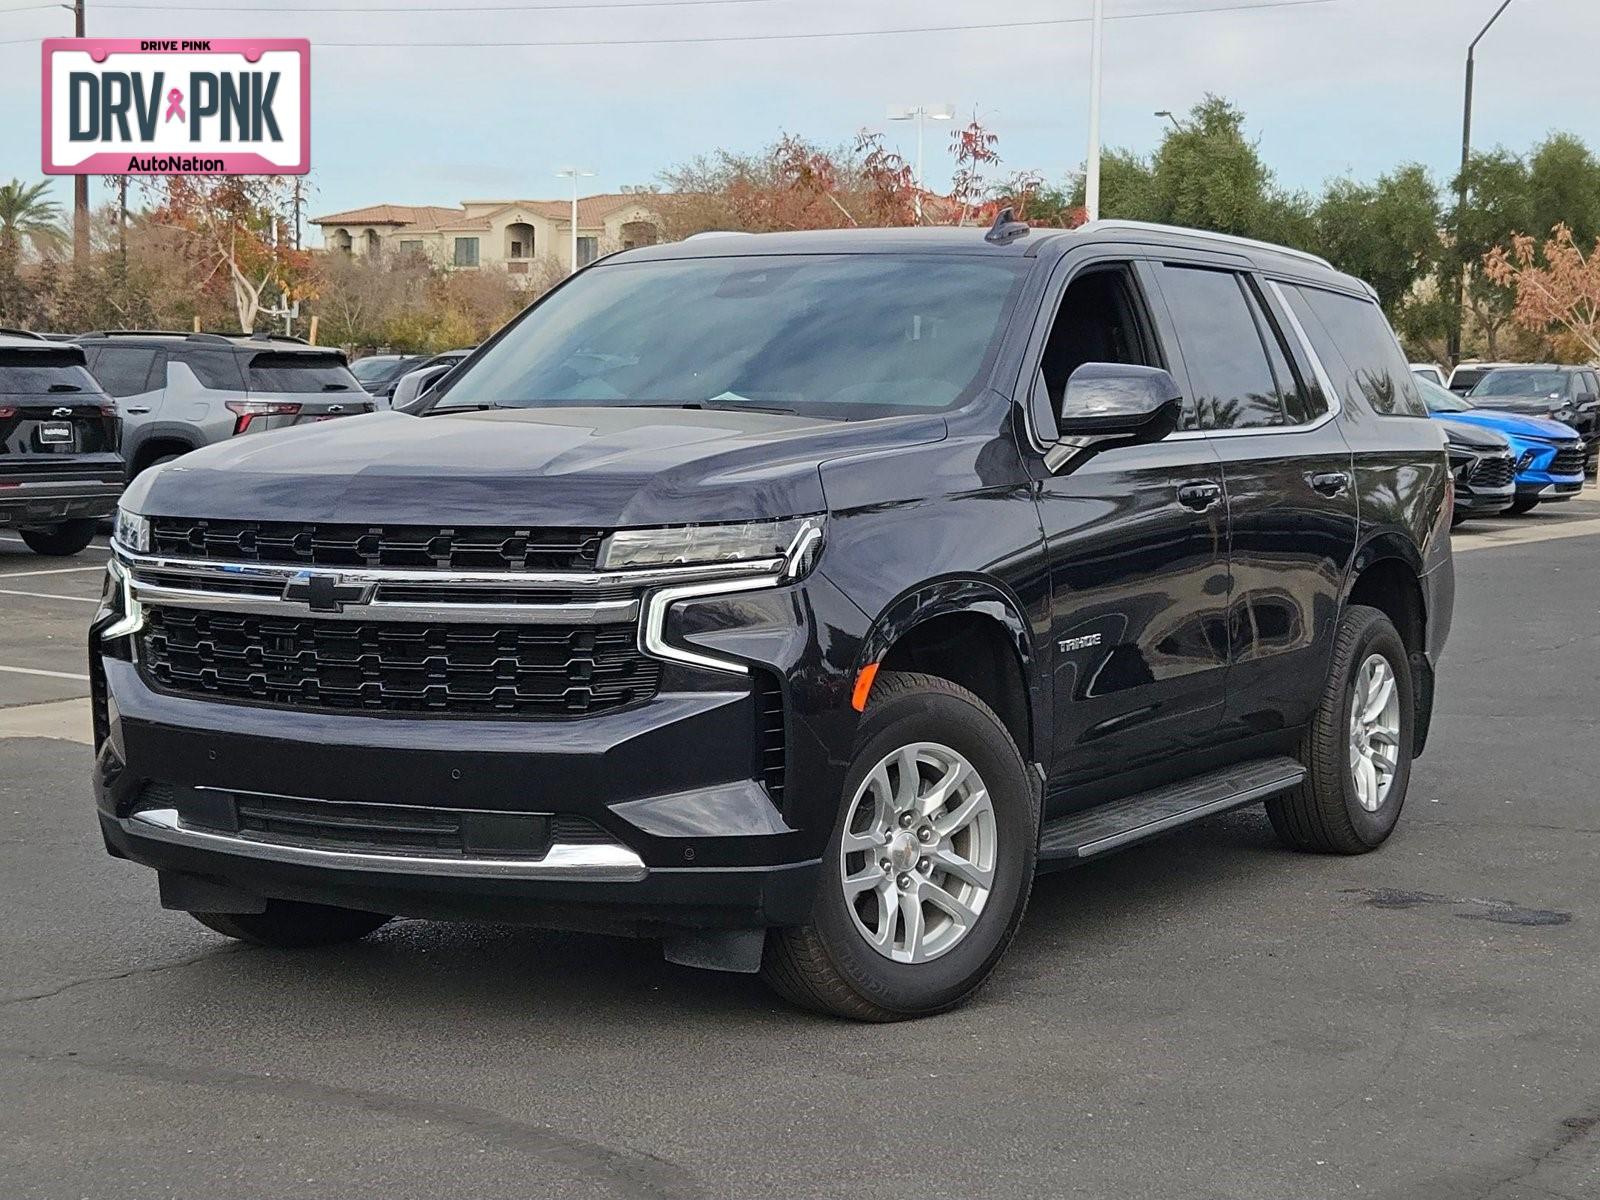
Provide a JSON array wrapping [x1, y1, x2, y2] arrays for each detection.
[[0, 179, 68, 259]]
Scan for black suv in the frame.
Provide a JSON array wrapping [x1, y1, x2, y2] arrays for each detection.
[[93, 221, 1454, 1020], [0, 330, 122, 555]]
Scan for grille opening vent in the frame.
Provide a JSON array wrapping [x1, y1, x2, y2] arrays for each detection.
[[1470, 454, 1514, 488], [1551, 444, 1586, 476], [137, 607, 660, 717], [754, 670, 786, 810]]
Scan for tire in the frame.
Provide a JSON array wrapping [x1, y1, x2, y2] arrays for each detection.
[[1506, 496, 1539, 515], [761, 671, 1038, 1021], [19, 519, 98, 556], [191, 900, 391, 948], [1266, 606, 1413, 854]]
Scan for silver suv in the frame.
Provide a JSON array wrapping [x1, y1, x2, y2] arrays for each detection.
[[75, 331, 374, 477]]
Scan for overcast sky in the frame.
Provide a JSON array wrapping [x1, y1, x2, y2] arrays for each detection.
[[2, 0, 1596, 246]]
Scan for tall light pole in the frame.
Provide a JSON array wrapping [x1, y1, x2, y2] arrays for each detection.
[[1451, 0, 1515, 364], [555, 166, 595, 274], [1154, 109, 1185, 133], [887, 105, 954, 224], [1084, 0, 1105, 221]]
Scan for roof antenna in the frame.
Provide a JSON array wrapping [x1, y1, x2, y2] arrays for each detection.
[[985, 206, 1031, 245]]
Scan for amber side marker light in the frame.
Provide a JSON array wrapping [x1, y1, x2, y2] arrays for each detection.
[[851, 662, 880, 712]]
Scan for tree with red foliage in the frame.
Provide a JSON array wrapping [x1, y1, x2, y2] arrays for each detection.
[[1483, 224, 1600, 361], [949, 115, 1001, 225]]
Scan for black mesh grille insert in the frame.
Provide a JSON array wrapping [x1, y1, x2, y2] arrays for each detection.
[[1551, 443, 1586, 476], [150, 518, 605, 572], [138, 607, 659, 716], [1470, 454, 1514, 488]]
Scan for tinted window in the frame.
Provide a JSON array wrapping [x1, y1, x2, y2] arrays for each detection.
[[1579, 370, 1598, 397], [1292, 286, 1426, 417], [1417, 376, 1472, 413], [246, 353, 361, 394], [1157, 265, 1284, 430], [1470, 368, 1570, 398], [1251, 282, 1319, 424], [351, 356, 401, 382], [86, 345, 158, 397], [0, 348, 98, 395], [436, 255, 1027, 420], [182, 350, 245, 391]]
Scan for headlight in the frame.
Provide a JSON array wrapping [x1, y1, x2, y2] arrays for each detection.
[[599, 516, 824, 573], [112, 505, 150, 554]]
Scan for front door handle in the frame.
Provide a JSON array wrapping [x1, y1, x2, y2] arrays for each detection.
[[124, 406, 151, 415], [1308, 470, 1351, 497], [1177, 481, 1223, 511]]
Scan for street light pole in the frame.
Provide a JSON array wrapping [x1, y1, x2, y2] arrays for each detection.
[[888, 105, 953, 224], [1451, 0, 1515, 364], [72, 0, 89, 268], [1084, 0, 1105, 221], [555, 166, 595, 274]]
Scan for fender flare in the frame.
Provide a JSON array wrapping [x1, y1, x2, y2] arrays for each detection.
[[855, 574, 1047, 766], [126, 422, 200, 473]]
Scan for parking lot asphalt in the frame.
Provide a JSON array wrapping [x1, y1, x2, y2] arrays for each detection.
[[1, 502, 1598, 1200]]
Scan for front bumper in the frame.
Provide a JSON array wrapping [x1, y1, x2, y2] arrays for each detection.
[[1453, 481, 1515, 513], [0, 475, 123, 526], [1515, 478, 1585, 501]]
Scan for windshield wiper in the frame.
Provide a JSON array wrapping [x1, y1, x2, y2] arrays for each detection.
[[676, 400, 797, 415]]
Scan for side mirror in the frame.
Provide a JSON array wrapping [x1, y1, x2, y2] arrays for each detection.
[[1044, 363, 1182, 471]]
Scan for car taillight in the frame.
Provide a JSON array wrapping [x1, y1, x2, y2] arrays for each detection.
[[225, 400, 301, 435], [0, 406, 16, 419]]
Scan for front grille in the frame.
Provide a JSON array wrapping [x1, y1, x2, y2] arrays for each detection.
[[1470, 453, 1515, 488], [133, 783, 618, 858], [1551, 443, 1586, 476], [754, 671, 786, 809], [150, 518, 605, 571], [137, 607, 659, 716]]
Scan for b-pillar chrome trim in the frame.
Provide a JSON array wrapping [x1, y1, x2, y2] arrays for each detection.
[[121, 807, 650, 882]]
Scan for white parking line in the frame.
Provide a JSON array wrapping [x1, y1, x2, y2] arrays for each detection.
[[0, 663, 91, 682], [0, 564, 107, 579], [0, 587, 98, 604], [1455, 517, 1600, 553], [0, 534, 110, 548], [0, 697, 92, 743]]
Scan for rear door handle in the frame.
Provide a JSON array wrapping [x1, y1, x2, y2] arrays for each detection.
[[1308, 470, 1351, 497], [1177, 481, 1223, 511]]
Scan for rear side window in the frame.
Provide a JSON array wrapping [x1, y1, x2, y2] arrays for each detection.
[[87, 345, 159, 397], [1156, 265, 1288, 430], [182, 350, 245, 391], [245, 352, 361, 394], [0, 348, 98, 395], [1291, 287, 1426, 417]]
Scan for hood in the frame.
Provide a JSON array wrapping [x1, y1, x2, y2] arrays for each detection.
[[125, 406, 947, 527], [1436, 408, 1579, 442], [1436, 418, 1509, 452]]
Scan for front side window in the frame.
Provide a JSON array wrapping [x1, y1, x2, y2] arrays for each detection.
[[87, 345, 159, 397], [453, 237, 480, 268], [246, 353, 361, 394], [433, 254, 1027, 421], [1156, 265, 1286, 430]]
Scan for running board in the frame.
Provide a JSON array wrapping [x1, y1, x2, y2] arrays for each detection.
[[1038, 755, 1305, 863]]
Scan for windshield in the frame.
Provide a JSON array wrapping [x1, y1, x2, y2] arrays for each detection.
[[1470, 369, 1570, 399], [432, 254, 1027, 420], [350, 356, 402, 382], [1417, 377, 1471, 413]]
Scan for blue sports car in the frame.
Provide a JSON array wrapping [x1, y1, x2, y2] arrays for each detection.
[[1419, 377, 1587, 514]]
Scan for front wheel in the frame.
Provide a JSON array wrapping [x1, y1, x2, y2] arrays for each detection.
[[761, 671, 1038, 1021], [20, 519, 98, 556], [191, 899, 391, 948], [1266, 606, 1413, 854]]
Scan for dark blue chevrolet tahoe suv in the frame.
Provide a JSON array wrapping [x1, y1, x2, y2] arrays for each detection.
[[93, 220, 1454, 1020]]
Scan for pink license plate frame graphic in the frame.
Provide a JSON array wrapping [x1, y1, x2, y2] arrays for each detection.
[[42, 38, 310, 175]]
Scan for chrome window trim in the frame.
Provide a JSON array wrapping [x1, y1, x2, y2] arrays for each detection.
[[123, 807, 649, 882]]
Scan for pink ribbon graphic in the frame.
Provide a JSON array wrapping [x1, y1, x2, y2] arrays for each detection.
[[164, 88, 185, 123]]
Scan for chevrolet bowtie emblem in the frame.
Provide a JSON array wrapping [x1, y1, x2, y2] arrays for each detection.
[[282, 571, 375, 613]]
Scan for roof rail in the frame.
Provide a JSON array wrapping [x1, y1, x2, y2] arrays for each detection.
[[683, 230, 752, 240], [0, 326, 46, 340], [1078, 219, 1336, 270], [76, 329, 193, 339], [246, 331, 310, 344]]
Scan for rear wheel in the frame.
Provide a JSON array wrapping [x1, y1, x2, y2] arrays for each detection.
[[19, 519, 98, 556], [192, 900, 391, 948], [1507, 496, 1540, 515], [761, 671, 1037, 1021], [1267, 606, 1412, 854]]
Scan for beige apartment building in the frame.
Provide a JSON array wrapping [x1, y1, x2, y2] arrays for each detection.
[[311, 194, 664, 274]]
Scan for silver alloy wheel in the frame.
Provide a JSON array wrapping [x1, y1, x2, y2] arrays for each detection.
[[1349, 652, 1402, 812], [838, 741, 997, 964]]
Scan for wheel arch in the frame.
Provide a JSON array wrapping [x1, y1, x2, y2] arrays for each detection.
[[854, 576, 1043, 768], [1342, 538, 1433, 755], [127, 425, 200, 476]]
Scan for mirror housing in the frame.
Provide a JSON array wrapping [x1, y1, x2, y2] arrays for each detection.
[[1043, 363, 1183, 471]]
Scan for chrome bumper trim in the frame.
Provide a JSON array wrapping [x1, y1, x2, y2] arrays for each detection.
[[121, 807, 650, 883]]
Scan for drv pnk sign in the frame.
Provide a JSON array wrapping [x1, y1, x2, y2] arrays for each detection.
[[42, 39, 309, 175]]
